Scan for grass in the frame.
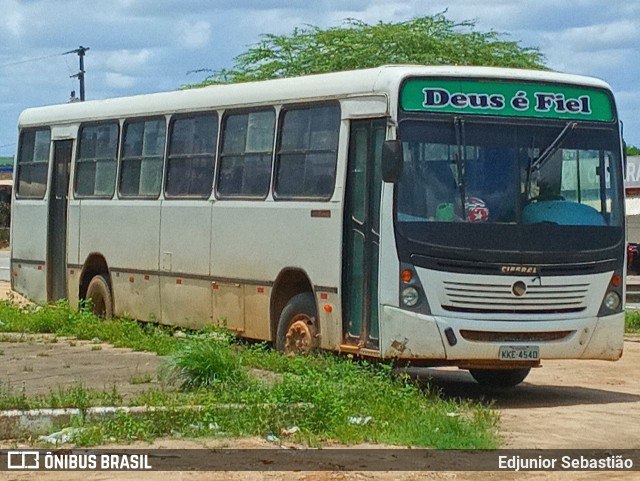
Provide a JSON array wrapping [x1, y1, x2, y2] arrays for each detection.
[[0, 299, 499, 449], [0, 384, 123, 411], [0, 299, 178, 355], [625, 310, 640, 333]]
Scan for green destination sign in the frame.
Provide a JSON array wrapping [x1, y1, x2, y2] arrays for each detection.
[[401, 79, 615, 122]]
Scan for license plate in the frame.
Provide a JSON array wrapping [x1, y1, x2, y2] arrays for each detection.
[[499, 345, 540, 361]]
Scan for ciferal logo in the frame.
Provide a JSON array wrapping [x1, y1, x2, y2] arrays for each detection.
[[500, 265, 538, 275], [7, 451, 39, 469]]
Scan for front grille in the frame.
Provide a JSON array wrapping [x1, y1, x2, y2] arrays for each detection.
[[442, 280, 589, 314], [459, 329, 574, 343]]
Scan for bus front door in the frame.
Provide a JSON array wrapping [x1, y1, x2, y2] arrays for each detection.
[[343, 119, 385, 348], [47, 139, 72, 301]]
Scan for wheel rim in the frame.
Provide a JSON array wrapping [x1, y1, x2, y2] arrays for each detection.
[[91, 293, 106, 318], [284, 314, 318, 355]]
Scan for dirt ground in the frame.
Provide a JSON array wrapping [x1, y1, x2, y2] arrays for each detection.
[[0, 282, 639, 480], [0, 333, 164, 400]]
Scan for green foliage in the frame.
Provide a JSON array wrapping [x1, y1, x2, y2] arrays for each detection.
[[0, 300, 178, 355], [627, 145, 640, 156], [170, 338, 248, 389], [0, 300, 498, 448], [0, 383, 122, 411], [626, 310, 640, 333], [169, 344, 498, 448], [190, 14, 545, 86]]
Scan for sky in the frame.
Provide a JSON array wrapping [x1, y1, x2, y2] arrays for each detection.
[[1, 0, 639, 157]]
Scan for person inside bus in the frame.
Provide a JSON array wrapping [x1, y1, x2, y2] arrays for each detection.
[[464, 147, 517, 223]]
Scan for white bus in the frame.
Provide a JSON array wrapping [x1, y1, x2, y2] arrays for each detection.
[[11, 65, 626, 387]]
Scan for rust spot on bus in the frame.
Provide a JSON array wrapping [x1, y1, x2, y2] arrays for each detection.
[[390, 339, 407, 353]]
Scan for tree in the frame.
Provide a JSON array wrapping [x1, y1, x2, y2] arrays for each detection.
[[189, 13, 546, 87], [628, 144, 640, 156]]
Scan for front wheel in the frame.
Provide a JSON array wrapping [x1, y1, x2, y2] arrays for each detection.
[[86, 274, 113, 320], [276, 293, 319, 355], [469, 368, 531, 388]]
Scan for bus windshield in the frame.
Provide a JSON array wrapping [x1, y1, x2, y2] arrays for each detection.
[[397, 119, 622, 225], [395, 118, 624, 260]]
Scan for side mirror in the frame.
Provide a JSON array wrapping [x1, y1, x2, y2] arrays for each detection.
[[382, 140, 403, 183]]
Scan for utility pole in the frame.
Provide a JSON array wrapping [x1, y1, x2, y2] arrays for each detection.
[[65, 46, 90, 101]]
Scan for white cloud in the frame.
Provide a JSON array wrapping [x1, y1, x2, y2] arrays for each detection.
[[0, 0, 25, 37], [550, 21, 640, 52], [546, 49, 628, 77], [104, 72, 136, 89], [103, 49, 152, 74], [176, 20, 211, 49]]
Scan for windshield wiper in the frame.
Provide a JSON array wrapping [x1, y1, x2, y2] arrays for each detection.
[[530, 121, 578, 174], [453, 117, 467, 214], [525, 121, 578, 199]]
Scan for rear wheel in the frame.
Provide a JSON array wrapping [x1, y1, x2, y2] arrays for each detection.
[[276, 293, 319, 355], [469, 368, 531, 388], [86, 274, 113, 320]]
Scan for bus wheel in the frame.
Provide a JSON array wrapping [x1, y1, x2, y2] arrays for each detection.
[[276, 293, 319, 355], [469, 368, 531, 388], [86, 275, 113, 320]]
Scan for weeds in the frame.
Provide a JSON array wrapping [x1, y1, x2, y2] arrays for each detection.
[[626, 310, 640, 333], [0, 384, 123, 411], [129, 373, 153, 385], [0, 299, 499, 449], [170, 338, 248, 389]]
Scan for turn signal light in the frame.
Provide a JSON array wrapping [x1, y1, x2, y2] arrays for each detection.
[[401, 269, 413, 283], [610, 273, 623, 287]]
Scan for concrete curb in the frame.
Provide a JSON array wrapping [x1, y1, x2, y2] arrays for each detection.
[[0, 405, 204, 440], [0, 403, 313, 440]]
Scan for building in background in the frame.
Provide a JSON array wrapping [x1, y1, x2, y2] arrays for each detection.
[[626, 156, 640, 244]]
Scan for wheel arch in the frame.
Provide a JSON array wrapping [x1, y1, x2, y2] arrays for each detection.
[[79, 252, 112, 302], [270, 268, 316, 341]]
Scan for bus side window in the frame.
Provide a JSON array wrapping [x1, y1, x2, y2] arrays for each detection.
[[16, 128, 51, 199], [119, 118, 165, 198], [274, 103, 340, 200], [217, 109, 275, 199], [165, 113, 217, 199], [75, 122, 119, 198]]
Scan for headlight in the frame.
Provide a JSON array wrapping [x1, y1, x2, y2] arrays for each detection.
[[401, 287, 420, 307], [604, 291, 621, 311]]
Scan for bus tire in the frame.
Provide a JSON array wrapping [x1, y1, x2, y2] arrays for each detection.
[[86, 274, 113, 320], [469, 368, 530, 388], [276, 292, 319, 355]]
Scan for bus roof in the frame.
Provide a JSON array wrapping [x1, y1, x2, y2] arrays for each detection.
[[18, 65, 614, 128]]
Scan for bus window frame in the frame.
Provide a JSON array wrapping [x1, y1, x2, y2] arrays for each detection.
[[15, 127, 52, 200], [117, 115, 167, 200], [164, 111, 219, 200], [273, 101, 341, 202], [74, 120, 120, 200], [216, 107, 276, 201]]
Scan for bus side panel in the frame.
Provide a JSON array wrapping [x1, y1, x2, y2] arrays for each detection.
[[79, 201, 161, 321], [159, 200, 212, 329], [210, 201, 343, 344], [11, 201, 48, 303]]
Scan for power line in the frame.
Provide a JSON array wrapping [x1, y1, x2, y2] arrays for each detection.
[[0, 46, 90, 101], [0, 51, 68, 69]]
